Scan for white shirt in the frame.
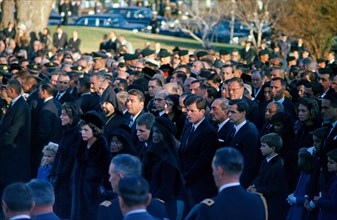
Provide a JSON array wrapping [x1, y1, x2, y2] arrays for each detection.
[[234, 120, 247, 135], [10, 94, 21, 106], [266, 153, 278, 163], [219, 182, 240, 193], [44, 96, 53, 103], [193, 117, 205, 130], [10, 215, 31, 220], [273, 96, 285, 104], [125, 209, 147, 216], [218, 118, 230, 131]]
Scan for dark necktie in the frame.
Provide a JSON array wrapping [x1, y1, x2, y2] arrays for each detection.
[[230, 127, 236, 139], [186, 126, 195, 146]]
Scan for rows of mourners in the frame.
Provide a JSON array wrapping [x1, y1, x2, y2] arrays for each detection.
[[0, 25, 337, 220]]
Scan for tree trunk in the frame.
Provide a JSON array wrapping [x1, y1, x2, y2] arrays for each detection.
[[15, 0, 54, 36], [1, 0, 15, 29]]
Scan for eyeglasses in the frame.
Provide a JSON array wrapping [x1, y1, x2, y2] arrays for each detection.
[[154, 98, 164, 102], [58, 81, 69, 85]]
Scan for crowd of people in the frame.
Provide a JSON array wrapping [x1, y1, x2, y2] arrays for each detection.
[[0, 22, 337, 220]]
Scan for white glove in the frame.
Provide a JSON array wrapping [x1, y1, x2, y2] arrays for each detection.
[[309, 200, 316, 208], [287, 194, 297, 204]]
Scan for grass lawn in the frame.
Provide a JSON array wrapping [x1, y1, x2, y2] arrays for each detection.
[[52, 25, 242, 53]]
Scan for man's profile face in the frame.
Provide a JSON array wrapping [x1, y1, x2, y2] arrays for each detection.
[[108, 163, 120, 193]]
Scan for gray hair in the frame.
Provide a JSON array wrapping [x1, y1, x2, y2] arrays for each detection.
[[111, 154, 141, 177], [26, 179, 55, 206]]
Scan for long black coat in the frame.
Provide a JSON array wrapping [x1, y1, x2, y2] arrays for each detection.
[[0, 96, 31, 195], [179, 119, 219, 206], [33, 98, 62, 173], [71, 136, 111, 220], [51, 125, 81, 219]]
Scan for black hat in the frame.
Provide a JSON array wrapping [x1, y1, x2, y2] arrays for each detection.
[[196, 51, 208, 58], [269, 54, 278, 59], [44, 62, 58, 68], [286, 56, 296, 62], [213, 59, 223, 68], [142, 66, 157, 77], [258, 49, 269, 56], [0, 64, 13, 78], [172, 46, 180, 52], [141, 48, 155, 57], [317, 58, 326, 63], [158, 50, 171, 58], [27, 64, 41, 73], [71, 65, 84, 72], [303, 48, 310, 53], [92, 51, 108, 60], [155, 117, 177, 136], [81, 110, 104, 130], [10, 63, 22, 72], [124, 53, 138, 61], [219, 49, 230, 55], [178, 50, 189, 56]]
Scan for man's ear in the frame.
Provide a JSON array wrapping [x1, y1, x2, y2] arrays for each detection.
[[146, 193, 152, 206], [2, 200, 8, 214], [30, 201, 36, 212], [118, 196, 125, 209]]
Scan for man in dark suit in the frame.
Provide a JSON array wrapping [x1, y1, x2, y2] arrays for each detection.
[[75, 77, 100, 113], [97, 154, 168, 220], [320, 93, 337, 192], [228, 77, 260, 128], [210, 98, 234, 143], [52, 25, 67, 49], [194, 147, 267, 220], [33, 83, 62, 174], [2, 182, 34, 220], [179, 95, 219, 211], [241, 40, 256, 64], [127, 89, 146, 146], [0, 79, 31, 195], [251, 70, 265, 104], [119, 176, 158, 220], [67, 30, 81, 51], [225, 99, 260, 188], [260, 77, 297, 124], [27, 179, 60, 220], [55, 73, 75, 104]]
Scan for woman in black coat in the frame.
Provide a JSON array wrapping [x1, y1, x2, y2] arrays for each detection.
[[142, 117, 183, 220], [108, 125, 138, 158], [71, 111, 111, 220], [50, 102, 82, 219]]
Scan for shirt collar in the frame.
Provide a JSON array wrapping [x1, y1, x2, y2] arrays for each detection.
[[266, 153, 278, 163], [10, 215, 31, 220], [234, 120, 247, 133], [273, 96, 285, 104], [126, 209, 147, 216], [11, 95, 21, 106], [44, 96, 53, 103], [193, 117, 205, 130], [218, 118, 230, 131], [219, 182, 240, 192]]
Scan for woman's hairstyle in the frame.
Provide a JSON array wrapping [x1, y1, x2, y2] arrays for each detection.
[[41, 142, 59, 166], [62, 102, 82, 126], [298, 148, 314, 173], [296, 97, 320, 123], [78, 120, 103, 137]]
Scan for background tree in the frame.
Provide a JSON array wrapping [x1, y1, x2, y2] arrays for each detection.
[[173, 1, 225, 49], [1, 0, 54, 35], [232, 0, 286, 48], [276, 0, 337, 59]]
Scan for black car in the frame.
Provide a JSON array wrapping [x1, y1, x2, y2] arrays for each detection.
[[73, 14, 146, 32], [48, 9, 62, 25], [104, 7, 153, 25]]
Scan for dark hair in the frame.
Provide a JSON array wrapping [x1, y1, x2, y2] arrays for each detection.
[[296, 97, 320, 123], [136, 112, 155, 130], [184, 95, 207, 111], [7, 79, 22, 94], [229, 99, 249, 113], [128, 89, 145, 103], [260, 133, 283, 152], [207, 73, 222, 85], [40, 82, 56, 95], [78, 119, 103, 137], [62, 102, 82, 126], [118, 176, 150, 207], [327, 148, 337, 163], [213, 147, 244, 175], [149, 77, 163, 87], [2, 182, 33, 212], [297, 148, 314, 173], [323, 93, 337, 108]]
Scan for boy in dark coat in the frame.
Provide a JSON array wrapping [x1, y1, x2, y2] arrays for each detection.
[[247, 133, 288, 220]]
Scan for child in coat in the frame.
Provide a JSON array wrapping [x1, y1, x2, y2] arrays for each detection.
[[37, 142, 59, 181]]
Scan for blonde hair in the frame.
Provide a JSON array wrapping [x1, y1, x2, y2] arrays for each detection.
[[41, 142, 59, 166]]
